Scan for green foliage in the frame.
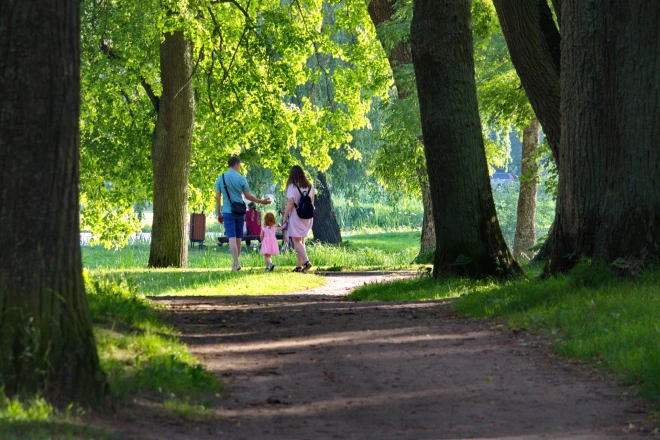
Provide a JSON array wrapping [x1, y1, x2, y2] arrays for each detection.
[[79, 0, 390, 247], [333, 196, 423, 230], [491, 181, 556, 249]]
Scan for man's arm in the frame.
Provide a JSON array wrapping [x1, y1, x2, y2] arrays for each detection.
[[243, 191, 271, 205]]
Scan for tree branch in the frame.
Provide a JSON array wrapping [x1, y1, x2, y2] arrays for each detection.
[[140, 79, 160, 112]]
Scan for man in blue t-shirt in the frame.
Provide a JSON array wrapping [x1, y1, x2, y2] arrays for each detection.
[[215, 157, 271, 271]]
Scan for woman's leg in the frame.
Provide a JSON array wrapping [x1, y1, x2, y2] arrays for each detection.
[[292, 237, 308, 267]]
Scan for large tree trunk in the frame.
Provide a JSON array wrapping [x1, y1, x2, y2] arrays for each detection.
[[513, 118, 540, 261], [491, 0, 561, 163], [418, 171, 435, 254], [311, 172, 342, 245], [410, 0, 521, 278], [548, 0, 660, 273], [148, 31, 195, 268], [367, 0, 436, 254], [0, 0, 107, 405]]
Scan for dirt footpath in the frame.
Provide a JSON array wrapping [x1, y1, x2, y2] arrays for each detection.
[[121, 274, 653, 439]]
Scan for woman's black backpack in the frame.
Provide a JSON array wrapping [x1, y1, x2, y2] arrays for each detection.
[[295, 185, 314, 219]]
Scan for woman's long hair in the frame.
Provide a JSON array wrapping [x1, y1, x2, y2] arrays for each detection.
[[286, 165, 312, 189]]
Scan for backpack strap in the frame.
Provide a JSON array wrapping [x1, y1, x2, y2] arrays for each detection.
[[294, 184, 309, 197], [221, 174, 234, 205]]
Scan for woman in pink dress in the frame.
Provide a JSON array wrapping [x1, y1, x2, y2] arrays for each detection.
[[283, 166, 315, 272], [260, 213, 287, 271]]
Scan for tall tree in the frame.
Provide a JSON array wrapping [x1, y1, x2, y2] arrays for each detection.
[[491, 0, 561, 162], [491, 0, 561, 261], [0, 0, 107, 404], [367, 0, 435, 254], [410, 0, 520, 277], [311, 172, 343, 244], [147, 31, 195, 268], [548, 0, 660, 273], [513, 118, 540, 260]]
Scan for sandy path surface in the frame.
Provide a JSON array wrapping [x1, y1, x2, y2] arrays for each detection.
[[113, 274, 652, 439]]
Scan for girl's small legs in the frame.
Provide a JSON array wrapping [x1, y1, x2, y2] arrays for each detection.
[[264, 254, 272, 270]]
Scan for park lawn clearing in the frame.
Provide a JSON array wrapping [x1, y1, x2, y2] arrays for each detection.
[[82, 230, 422, 273], [348, 262, 660, 402]]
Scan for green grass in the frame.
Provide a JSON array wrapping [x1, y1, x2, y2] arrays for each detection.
[[0, 393, 111, 440], [82, 232, 421, 272], [349, 261, 660, 401], [343, 230, 419, 253], [91, 269, 325, 296], [86, 274, 221, 397]]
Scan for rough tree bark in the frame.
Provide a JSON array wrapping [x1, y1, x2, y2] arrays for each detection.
[[148, 31, 195, 268], [311, 172, 343, 245], [0, 0, 107, 404], [491, 0, 561, 162], [367, 0, 436, 254], [418, 172, 436, 254], [410, 0, 521, 278], [548, 0, 660, 273], [513, 118, 540, 261]]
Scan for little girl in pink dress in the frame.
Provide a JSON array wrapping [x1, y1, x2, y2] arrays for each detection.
[[260, 213, 287, 271]]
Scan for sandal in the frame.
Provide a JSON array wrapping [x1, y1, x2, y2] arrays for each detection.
[[268, 263, 275, 271], [292, 266, 302, 272], [302, 261, 312, 273]]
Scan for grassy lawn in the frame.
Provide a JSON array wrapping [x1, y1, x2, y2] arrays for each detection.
[[83, 230, 423, 273], [349, 261, 660, 401]]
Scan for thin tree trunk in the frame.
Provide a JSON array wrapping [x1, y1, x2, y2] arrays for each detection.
[[548, 0, 660, 273], [418, 171, 435, 254], [148, 31, 195, 268], [367, 0, 436, 254], [410, 0, 521, 278], [0, 0, 107, 405], [311, 172, 342, 245], [513, 118, 540, 261]]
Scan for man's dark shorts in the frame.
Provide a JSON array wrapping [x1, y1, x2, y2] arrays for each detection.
[[223, 212, 245, 239]]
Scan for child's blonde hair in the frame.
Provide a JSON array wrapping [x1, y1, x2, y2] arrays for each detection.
[[264, 212, 276, 227]]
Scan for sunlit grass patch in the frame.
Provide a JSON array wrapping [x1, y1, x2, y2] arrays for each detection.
[[89, 268, 326, 297], [347, 275, 500, 302], [0, 392, 108, 439], [163, 398, 216, 420], [86, 275, 221, 398]]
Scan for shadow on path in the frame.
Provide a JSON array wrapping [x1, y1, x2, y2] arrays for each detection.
[[114, 275, 648, 439]]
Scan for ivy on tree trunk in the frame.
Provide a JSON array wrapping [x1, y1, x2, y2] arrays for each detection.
[[0, 0, 107, 405], [148, 31, 196, 268], [410, 0, 521, 278]]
